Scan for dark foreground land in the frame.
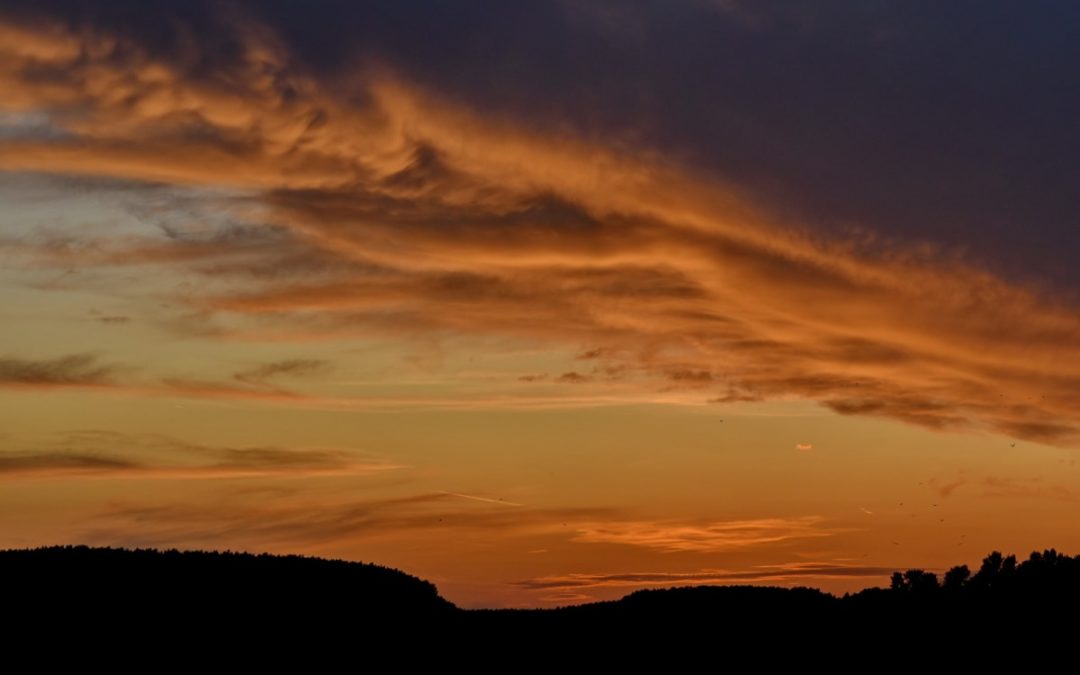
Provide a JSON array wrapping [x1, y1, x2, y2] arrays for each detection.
[[5, 545, 1079, 655]]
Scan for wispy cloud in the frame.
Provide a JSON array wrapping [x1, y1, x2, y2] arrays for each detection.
[[0, 353, 330, 403], [0, 354, 118, 387], [981, 476, 1073, 501], [927, 474, 1073, 501], [555, 372, 591, 384], [233, 358, 329, 385], [928, 477, 968, 498], [84, 494, 612, 550], [0, 12, 1077, 447], [0, 431, 401, 480], [0, 453, 138, 476], [571, 516, 838, 553], [80, 488, 834, 564], [517, 561, 896, 591]]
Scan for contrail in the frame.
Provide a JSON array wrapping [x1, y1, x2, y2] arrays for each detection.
[[439, 491, 524, 507]]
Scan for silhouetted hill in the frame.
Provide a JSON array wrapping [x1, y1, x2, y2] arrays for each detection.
[[7, 545, 1080, 652], [3, 545, 456, 643]]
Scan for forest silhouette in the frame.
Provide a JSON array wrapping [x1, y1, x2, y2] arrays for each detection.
[[6, 545, 1078, 649]]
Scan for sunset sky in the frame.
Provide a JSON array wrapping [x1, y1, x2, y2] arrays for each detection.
[[2, 1, 1079, 608]]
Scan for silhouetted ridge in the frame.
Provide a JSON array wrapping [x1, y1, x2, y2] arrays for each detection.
[[3, 545, 456, 640], [8, 545, 1080, 650]]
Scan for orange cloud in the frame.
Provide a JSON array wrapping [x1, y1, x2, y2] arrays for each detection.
[[517, 561, 896, 591], [571, 516, 837, 553], [1, 16, 1079, 446]]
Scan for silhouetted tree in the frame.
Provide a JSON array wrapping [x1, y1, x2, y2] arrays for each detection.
[[911, 569, 939, 592], [943, 564, 970, 591]]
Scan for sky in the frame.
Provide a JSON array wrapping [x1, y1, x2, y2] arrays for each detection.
[[1, 0, 1079, 608]]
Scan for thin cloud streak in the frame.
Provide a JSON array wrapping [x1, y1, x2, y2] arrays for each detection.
[[517, 562, 898, 591], [0, 354, 119, 387], [0, 354, 771, 410], [233, 359, 329, 385], [571, 516, 839, 553], [0, 431, 402, 480], [927, 474, 1074, 501]]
